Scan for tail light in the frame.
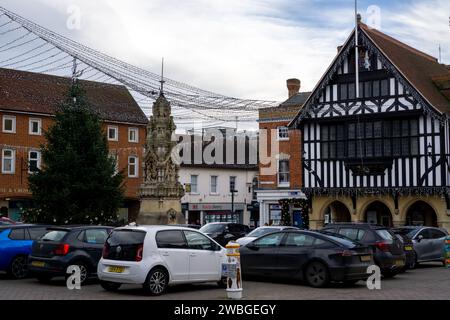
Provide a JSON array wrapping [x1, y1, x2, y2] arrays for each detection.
[[54, 244, 70, 256], [102, 243, 110, 258], [341, 250, 356, 257], [375, 241, 390, 252], [136, 244, 143, 262]]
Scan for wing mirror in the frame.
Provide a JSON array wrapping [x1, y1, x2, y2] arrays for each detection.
[[416, 235, 424, 242]]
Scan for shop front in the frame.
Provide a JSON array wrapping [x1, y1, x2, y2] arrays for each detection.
[[187, 203, 246, 225]]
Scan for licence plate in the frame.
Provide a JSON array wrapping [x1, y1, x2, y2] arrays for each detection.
[[394, 260, 405, 267], [31, 261, 45, 268], [404, 246, 413, 251], [108, 266, 125, 273], [360, 255, 371, 262]]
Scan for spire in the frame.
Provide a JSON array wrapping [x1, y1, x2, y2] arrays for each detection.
[[159, 57, 165, 95]]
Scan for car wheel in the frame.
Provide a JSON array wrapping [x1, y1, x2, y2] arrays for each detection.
[[100, 280, 122, 292], [217, 277, 227, 288], [143, 268, 168, 296], [65, 262, 89, 285], [305, 261, 330, 288], [9, 256, 28, 279]]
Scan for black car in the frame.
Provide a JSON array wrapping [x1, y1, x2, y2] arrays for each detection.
[[240, 229, 373, 288], [392, 232, 416, 270], [199, 223, 250, 246], [28, 226, 113, 284], [322, 223, 406, 278]]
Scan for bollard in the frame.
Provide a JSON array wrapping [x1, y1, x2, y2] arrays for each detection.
[[445, 236, 450, 268], [224, 242, 242, 299]]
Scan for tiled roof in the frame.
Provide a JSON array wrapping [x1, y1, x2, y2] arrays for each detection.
[[360, 24, 450, 115], [259, 92, 311, 121], [280, 92, 311, 107], [0, 68, 148, 124]]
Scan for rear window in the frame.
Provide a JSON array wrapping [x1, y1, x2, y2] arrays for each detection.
[[107, 229, 146, 246], [9, 228, 26, 240], [41, 230, 69, 242], [338, 228, 366, 241], [28, 227, 48, 240], [375, 229, 395, 241]]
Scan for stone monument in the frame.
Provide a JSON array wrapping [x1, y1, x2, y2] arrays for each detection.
[[137, 71, 185, 225]]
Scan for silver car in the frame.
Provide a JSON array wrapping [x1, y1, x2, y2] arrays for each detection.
[[393, 226, 448, 266]]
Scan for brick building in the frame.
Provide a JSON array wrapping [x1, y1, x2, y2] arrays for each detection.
[[0, 68, 147, 221], [256, 79, 310, 226]]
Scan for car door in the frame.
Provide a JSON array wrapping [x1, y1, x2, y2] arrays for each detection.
[[429, 229, 447, 260], [183, 230, 223, 281], [413, 229, 433, 261], [82, 229, 110, 264], [155, 230, 190, 282], [277, 232, 317, 278], [240, 232, 284, 277]]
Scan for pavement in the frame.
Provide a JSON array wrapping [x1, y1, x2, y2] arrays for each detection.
[[0, 263, 449, 300]]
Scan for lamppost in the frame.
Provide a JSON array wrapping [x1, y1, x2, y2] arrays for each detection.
[[231, 188, 237, 222]]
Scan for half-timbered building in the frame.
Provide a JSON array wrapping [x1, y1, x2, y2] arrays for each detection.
[[289, 20, 450, 231]]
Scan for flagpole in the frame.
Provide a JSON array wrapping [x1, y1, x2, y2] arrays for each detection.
[[355, 0, 359, 99]]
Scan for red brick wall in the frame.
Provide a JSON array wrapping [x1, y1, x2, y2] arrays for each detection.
[[0, 111, 145, 201], [258, 119, 302, 190]]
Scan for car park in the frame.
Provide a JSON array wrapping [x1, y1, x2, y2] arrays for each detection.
[[322, 223, 406, 278], [199, 223, 250, 246], [0, 224, 49, 279], [236, 226, 299, 246], [392, 226, 448, 266], [240, 229, 373, 288], [28, 225, 113, 284], [98, 225, 227, 296]]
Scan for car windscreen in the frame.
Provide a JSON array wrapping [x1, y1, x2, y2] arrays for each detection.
[[107, 229, 146, 246], [375, 229, 395, 241], [247, 228, 280, 238], [199, 224, 225, 233], [41, 229, 68, 242]]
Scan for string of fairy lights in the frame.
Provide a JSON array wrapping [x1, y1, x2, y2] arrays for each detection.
[[0, 7, 280, 130]]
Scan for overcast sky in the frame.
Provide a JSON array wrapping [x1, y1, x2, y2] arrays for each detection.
[[2, 0, 450, 102]]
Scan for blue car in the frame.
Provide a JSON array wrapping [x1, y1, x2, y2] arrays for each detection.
[[0, 224, 49, 279]]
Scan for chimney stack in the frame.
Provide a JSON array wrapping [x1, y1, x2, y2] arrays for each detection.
[[287, 78, 301, 99]]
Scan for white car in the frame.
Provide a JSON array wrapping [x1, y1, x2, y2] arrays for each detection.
[[236, 226, 299, 246], [97, 225, 227, 295]]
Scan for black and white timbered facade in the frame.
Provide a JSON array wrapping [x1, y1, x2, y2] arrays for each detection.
[[290, 22, 450, 230]]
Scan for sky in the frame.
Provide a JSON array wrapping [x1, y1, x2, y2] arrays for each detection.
[[1, 0, 449, 102]]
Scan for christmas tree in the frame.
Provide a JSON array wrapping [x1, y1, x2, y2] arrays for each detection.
[[26, 80, 125, 225]]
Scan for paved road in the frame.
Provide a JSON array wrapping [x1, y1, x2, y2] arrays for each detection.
[[1, 263, 449, 300]]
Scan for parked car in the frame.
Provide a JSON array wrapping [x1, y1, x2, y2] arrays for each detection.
[[98, 226, 227, 295], [28, 226, 113, 284], [0, 224, 49, 279], [199, 223, 250, 246], [322, 223, 406, 278], [392, 232, 416, 270], [240, 229, 373, 288], [170, 224, 201, 230], [392, 226, 448, 266], [237, 226, 299, 246]]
